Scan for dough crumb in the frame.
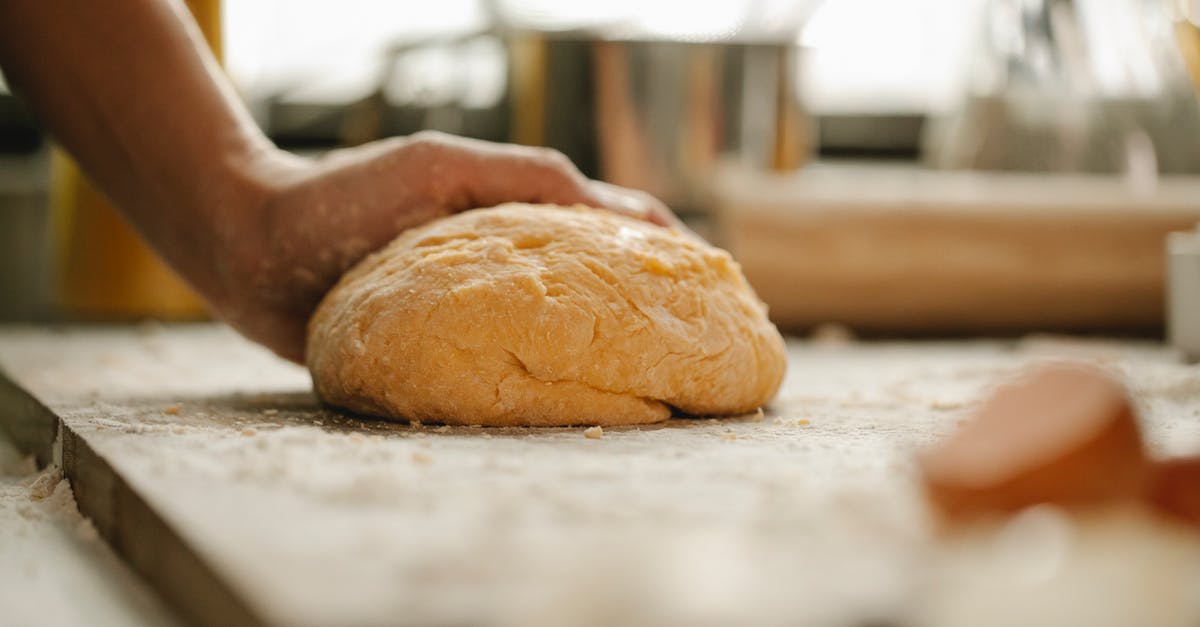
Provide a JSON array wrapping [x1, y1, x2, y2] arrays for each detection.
[[162, 404, 181, 415], [410, 420, 423, 429], [584, 426, 604, 439], [411, 451, 433, 465], [797, 419, 811, 426], [27, 469, 62, 501], [262, 408, 279, 416], [241, 428, 256, 437], [91, 418, 123, 430], [720, 432, 738, 441]]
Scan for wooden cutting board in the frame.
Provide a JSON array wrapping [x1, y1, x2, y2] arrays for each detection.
[[2, 324, 1198, 626]]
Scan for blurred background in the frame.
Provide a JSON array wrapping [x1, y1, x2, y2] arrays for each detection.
[[4, 0, 1200, 340]]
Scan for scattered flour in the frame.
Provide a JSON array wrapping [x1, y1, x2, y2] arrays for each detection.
[[2, 326, 1199, 626], [0, 436, 179, 627]]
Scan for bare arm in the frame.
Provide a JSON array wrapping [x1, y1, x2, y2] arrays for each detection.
[[0, 0, 676, 361], [0, 0, 271, 302]]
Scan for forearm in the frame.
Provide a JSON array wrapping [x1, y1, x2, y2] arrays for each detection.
[[0, 0, 278, 299], [0, 0, 676, 362]]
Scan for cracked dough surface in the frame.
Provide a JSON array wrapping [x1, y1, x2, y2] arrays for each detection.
[[306, 204, 786, 426]]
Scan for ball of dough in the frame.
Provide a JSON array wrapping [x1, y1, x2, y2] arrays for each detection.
[[306, 204, 786, 427]]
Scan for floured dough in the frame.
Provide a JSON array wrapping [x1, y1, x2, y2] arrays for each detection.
[[306, 204, 786, 426]]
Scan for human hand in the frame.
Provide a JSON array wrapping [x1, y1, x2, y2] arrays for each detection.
[[212, 131, 681, 362]]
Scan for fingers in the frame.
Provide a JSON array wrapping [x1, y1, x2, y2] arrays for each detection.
[[584, 181, 702, 241], [457, 141, 594, 207], [585, 180, 686, 231], [401, 131, 683, 230], [401, 131, 589, 208]]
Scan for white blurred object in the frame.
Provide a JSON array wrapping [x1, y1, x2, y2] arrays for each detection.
[[800, 0, 984, 114], [1168, 224, 1200, 361], [925, 0, 1200, 174], [916, 506, 1200, 627], [224, 0, 975, 118], [223, 0, 490, 104], [495, 0, 813, 41]]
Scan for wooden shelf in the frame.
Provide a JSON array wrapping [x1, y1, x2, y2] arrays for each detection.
[[718, 165, 1200, 333]]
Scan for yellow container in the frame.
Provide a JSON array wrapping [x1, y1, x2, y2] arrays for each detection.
[[52, 0, 221, 319]]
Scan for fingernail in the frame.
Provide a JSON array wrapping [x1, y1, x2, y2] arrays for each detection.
[[585, 183, 631, 210]]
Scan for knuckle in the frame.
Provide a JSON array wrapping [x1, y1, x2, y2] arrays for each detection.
[[405, 130, 453, 153], [408, 129, 449, 144], [534, 147, 576, 172]]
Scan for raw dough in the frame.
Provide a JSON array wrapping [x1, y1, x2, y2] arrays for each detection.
[[306, 204, 786, 426]]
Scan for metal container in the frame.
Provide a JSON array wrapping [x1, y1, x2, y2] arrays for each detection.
[[332, 28, 813, 218], [513, 34, 811, 215]]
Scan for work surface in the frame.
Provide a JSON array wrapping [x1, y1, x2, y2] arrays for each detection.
[[2, 324, 1200, 626]]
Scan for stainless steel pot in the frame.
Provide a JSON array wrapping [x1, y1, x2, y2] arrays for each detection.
[[512, 34, 810, 215], [336, 29, 813, 216]]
